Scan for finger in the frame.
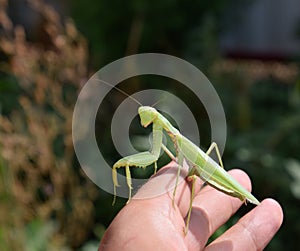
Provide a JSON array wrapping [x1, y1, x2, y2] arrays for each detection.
[[134, 160, 196, 217], [205, 198, 283, 251], [186, 169, 253, 250], [103, 161, 192, 250]]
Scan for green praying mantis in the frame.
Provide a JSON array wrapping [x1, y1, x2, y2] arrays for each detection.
[[99, 79, 260, 233]]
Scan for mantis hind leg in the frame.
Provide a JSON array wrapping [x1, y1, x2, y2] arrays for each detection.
[[184, 142, 224, 233], [206, 142, 224, 169], [185, 174, 197, 234], [187, 142, 224, 180]]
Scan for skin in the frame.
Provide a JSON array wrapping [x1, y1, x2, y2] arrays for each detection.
[[99, 162, 283, 251]]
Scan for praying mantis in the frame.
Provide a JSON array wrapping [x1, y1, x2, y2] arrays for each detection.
[[99, 79, 260, 233], [111, 106, 260, 233]]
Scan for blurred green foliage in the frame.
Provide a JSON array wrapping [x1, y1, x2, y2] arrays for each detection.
[[0, 0, 299, 250], [69, 0, 237, 67]]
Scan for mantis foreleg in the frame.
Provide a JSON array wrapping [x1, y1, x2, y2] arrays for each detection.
[[112, 122, 163, 204]]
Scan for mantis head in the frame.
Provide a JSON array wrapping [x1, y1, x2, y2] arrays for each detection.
[[138, 106, 157, 127]]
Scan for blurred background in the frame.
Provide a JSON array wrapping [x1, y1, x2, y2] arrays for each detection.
[[0, 0, 299, 250]]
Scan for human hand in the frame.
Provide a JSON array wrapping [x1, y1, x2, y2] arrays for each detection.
[[99, 162, 283, 251]]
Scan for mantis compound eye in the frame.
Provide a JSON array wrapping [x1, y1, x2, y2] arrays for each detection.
[[138, 106, 157, 127]]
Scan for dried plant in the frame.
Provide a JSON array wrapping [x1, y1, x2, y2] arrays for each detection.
[[0, 0, 99, 249]]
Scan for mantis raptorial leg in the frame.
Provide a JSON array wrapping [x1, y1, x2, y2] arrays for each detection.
[[111, 106, 260, 234]]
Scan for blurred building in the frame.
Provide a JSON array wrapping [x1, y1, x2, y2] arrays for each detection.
[[221, 0, 300, 60]]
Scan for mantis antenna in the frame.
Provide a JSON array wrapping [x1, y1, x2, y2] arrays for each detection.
[[151, 96, 167, 108], [95, 78, 143, 106]]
